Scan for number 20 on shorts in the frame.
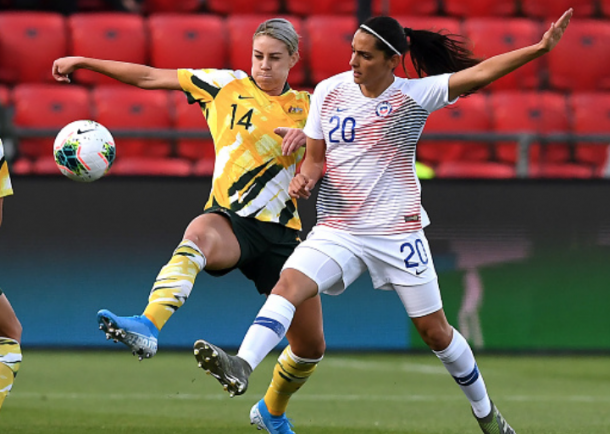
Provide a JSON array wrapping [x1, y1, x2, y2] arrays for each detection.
[[400, 239, 429, 269]]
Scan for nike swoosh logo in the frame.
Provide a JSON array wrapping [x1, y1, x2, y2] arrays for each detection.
[[77, 128, 95, 134], [336, 108, 346, 112], [238, 95, 254, 100], [416, 269, 426, 276]]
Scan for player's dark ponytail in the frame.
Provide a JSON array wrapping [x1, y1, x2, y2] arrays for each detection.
[[360, 16, 481, 79], [406, 27, 480, 78]]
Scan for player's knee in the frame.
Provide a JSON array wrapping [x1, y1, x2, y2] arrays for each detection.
[[309, 338, 326, 359], [272, 270, 317, 306], [291, 336, 326, 360], [420, 325, 452, 351], [271, 277, 293, 299], [271, 278, 307, 307]]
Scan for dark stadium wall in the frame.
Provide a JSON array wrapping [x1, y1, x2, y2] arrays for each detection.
[[1, 177, 609, 352]]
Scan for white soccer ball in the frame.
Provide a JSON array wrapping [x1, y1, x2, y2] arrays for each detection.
[[53, 120, 116, 182]]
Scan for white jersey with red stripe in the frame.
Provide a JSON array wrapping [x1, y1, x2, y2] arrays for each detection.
[[304, 71, 456, 235]]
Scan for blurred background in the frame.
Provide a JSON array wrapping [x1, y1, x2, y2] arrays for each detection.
[[0, 0, 609, 353]]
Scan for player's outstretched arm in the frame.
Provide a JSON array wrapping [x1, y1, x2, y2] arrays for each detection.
[[52, 56, 181, 90], [289, 137, 325, 199], [448, 8, 573, 100]]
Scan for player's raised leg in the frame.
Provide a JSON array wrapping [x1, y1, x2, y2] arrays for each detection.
[[192, 252, 327, 398], [98, 213, 239, 360], [192, 290, 298, 398], [97, 238, 204, 359]]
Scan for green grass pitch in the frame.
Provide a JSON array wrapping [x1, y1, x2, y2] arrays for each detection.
[[2, 351, 609, 433]]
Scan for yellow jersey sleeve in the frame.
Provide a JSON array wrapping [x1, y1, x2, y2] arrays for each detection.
[[178, 69, 248, 103], [0, 140, 13, 198]]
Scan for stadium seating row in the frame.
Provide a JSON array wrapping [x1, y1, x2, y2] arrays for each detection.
[[0, 12, 610, 90], [4, 83, 609, 178], [75, 0, 610, 18], [12, 155, 604, 179]]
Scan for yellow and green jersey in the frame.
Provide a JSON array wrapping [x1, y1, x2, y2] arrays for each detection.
[[178, 68, 309, 231], [0, 139, 13, 198]]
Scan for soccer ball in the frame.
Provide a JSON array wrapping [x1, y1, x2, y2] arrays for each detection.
[[53, 120, 116, 182]]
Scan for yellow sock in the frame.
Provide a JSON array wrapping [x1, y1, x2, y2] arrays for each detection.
[[143, 240, 205, 330], [0, 338, 22, 411], [264, 345, 322, 416]]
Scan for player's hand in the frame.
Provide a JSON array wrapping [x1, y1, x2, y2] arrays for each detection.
[[538, 8, 573, 53], [52, 56, 84, 83], [275, 127, 306, 156], [289, 173, 315, 199]]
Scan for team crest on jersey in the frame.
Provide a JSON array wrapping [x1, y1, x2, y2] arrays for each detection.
[[288, 106, 303, 114], [375, 101, 393, 117]]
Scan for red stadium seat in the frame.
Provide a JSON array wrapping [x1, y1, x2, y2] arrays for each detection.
[[443, 0, 516, 17], [12, 84, 91, 159], [569, 93, 610, 175], [528, 162, 593, 179], [286, 0, 355, 15], [227, 15, 306, 86], [547, 20, 610, 92], [490, 91, 570, 165], [111, 157, 192, 176], [171, 92, 215, 162], [207, 0, 280, 14], [0, 12, 67, 84], [92, 85, 172, 158], [394, 16, 462, 79], [463, 18, 542, 90], [521, 0, 595, 19], [418, 94, 492, 165], [372, 0, 438, 15], [148, 14, 227, 70], [9, 158, 32, 175], [435, 161, 516, 178], [306, 15, 357, 84], [68, 13, 147, 85], [144, 0, 201, 13]]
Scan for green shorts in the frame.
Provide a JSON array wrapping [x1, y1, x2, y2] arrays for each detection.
[[204, 207, 300, 295]]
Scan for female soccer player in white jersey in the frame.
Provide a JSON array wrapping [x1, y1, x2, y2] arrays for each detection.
[[192, 9, 573, 434], [0, 139, 23, 412], [53, 18, 322, 434]]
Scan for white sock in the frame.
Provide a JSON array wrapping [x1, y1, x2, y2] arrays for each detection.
[[434, 328, 491, 418], [237, 294, 295, 370]]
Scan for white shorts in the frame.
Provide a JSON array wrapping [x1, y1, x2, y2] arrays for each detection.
[[282, 226, 442, 318]]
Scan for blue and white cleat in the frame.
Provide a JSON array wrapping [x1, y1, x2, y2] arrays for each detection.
[[97, 309, 158, 361], [250, 398, 295, 434]]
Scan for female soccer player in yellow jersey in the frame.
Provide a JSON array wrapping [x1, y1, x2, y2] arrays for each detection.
[[53, 18, 320, 434], [0, 139, 23, 412]]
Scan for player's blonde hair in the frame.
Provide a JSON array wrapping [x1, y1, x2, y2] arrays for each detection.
[[254, 18, 300, 56]]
